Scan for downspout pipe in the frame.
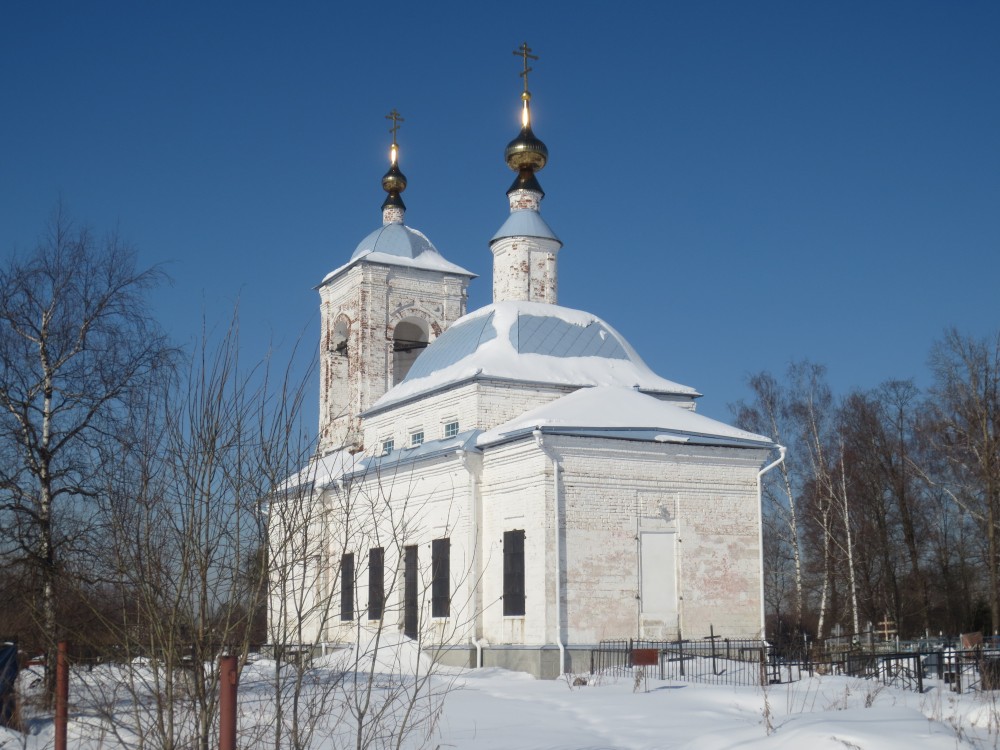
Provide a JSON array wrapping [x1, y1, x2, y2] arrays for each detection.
[[757, 445, 787, 637], [533, 430, 566, 676]]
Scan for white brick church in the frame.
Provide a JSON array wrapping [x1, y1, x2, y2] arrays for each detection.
[[271, 59, 778, 678]]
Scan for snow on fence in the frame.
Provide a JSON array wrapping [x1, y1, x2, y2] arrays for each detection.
[[590, 631, 1000, 694], [591, 636, 772, 688]]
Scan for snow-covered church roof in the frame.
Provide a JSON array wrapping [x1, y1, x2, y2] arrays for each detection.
[[478, 386, 773, 448], [320, 223, 475, 286], [366, 300, 700, 413]]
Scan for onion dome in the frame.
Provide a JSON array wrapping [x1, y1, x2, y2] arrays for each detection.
[[381, 160, 407, 206], [506, 43, 548, 196], [381, 109, 407, 218]]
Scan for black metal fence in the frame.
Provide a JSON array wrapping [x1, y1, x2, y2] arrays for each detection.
[[590, 633, 1000, 694], [591, 637, 772, 688]]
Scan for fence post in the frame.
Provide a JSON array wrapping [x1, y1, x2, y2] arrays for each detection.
[[0, 640, 17, 731], [55, 641, 68, 750], [710, 625, 717, 676], [219, 655, 239, 750]]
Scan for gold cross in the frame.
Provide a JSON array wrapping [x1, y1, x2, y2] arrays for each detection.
[[513, 42, 538, 93], [385, 109, 404, 146]]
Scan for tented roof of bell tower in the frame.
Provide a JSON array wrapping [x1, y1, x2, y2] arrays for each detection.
[[319, 224, 476, 286], [351, 223, 432, 261]]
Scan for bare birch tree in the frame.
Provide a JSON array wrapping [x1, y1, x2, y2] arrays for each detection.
[[926, 328, 1000, 631], [260, 455, 475, 750], [0, 206, 173, 701], [86, 315, 314, 750], [733, 372, 806, 630]]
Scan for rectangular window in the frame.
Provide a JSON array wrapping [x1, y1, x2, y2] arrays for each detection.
[[381, 438, 394, 455], [368, 547, 384, 621], [403, 545, 419, 639], [340, 552, 354, 622], [443, 420, 459, 438], [410, 430, 424, 447], [503, 530, 526, 616], [431, 538, 450, 618]]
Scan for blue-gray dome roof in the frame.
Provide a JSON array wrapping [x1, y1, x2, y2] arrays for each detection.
[[351, 223, 435, 261], [320, 223, 476, 287], [367, 301, 698, 413]]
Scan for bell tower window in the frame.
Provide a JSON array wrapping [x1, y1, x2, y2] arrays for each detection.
[[392, 319, 429, 384], [331, 318, 349, 355]]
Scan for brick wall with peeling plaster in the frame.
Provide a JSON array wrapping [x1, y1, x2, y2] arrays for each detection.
[[317, 261, 469, 454], [490, 235, 560, 305]]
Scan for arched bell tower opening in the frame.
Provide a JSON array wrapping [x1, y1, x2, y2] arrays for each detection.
[[392, 318, 429, 385], [331, 317, 349, 355]]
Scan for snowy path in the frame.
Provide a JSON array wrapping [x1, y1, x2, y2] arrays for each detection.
[[433, 669, 976, 749]]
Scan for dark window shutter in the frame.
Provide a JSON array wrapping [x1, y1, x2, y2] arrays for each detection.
[[404, 545, 419, 639], [503, 530, 526, 616], [431, 538, 451, 618], [368, 547, 384, 621], [340, 553, 355, 621]]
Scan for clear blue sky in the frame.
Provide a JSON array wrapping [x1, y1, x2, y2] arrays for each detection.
[[3, 2, 998, 426]]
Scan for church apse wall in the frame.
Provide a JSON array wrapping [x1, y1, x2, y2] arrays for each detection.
[[553, 438, 770, 643]]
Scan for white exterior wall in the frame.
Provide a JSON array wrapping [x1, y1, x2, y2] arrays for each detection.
[[552, 438, 769, 642], [267, 483, 340, 645], [273, 428, 768, 655], [479, 441, 551, 645], [473, 435, 769, 650], [362, 380, 575, 452], [320, 452, 479, 648]]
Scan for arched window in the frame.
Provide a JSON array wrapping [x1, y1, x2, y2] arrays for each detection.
[[392, 318, 428, 384], [331, 318, 349, 356]]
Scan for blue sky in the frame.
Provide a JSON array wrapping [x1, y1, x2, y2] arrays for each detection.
[[3, 2, 998, 426]]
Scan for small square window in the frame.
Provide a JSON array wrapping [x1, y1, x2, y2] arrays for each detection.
[[410, 430, 424, 447], [381, 438, 394, 455], [444, 420, 459, 438]]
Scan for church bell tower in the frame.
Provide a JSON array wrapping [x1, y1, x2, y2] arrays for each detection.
[[316, 112, 475, 453]]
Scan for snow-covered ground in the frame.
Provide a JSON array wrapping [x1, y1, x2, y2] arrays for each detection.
[[5, 645, 1000, 749]]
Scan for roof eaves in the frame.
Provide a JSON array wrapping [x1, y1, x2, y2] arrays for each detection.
[[477, 425, 774, 450], [342, 430, 482, 480], [318, 253, 477, 290], [366, 375, 696, 417]]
